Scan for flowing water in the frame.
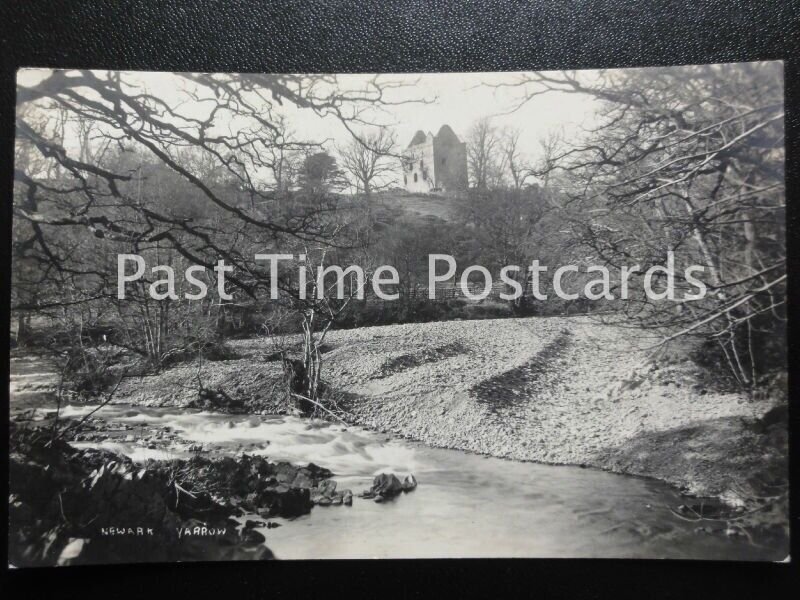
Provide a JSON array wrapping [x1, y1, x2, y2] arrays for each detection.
[[13, 398, 784, 561]]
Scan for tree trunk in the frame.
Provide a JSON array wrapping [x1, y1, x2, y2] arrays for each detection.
[[15, 314, 30, 347]]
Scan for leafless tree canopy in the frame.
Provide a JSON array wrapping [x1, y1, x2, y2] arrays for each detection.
[[500, 64, 785, 387], [338, 129, 398, 197], [12, 71, 417, 385]]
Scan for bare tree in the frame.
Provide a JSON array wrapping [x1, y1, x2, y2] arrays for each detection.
[[261, 115, 312, 194], [535, 129, 563, 189], [338, 129, 398, 197], [501, 127, 534, 189], [264, 245, 376, 417], [466, 117, 503, 189]]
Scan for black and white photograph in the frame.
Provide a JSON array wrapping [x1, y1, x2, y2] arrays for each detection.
[[8, 63, 788, 565]]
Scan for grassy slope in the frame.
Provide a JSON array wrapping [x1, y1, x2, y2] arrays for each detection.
[[378, 192, 461, 220]]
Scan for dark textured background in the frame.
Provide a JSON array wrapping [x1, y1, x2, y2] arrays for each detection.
[[1, 1, 798, 598], [1, 0, 799, 72]]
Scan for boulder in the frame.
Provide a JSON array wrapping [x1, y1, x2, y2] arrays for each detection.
[[241, 528, 266, 545], [372, 473, 404, 498], [244, 519, 266, 529], [274, 462, 300, 484], [311, 478, 342, 505], [292, 470, 314, 489], [361, 473, 417, 502], [318, 479, 337, 496], [258, 486, 311, 517], [56, 537, 90, 566]]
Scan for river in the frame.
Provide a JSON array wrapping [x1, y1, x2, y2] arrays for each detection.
[[14, 398, 781, 561]]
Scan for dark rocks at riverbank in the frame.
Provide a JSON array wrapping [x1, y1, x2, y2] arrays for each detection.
[[9, 423, 273, 566], [309, 478, 356, 507], [189, 386, 247, 413], [8, 423, 347, 566], [184, 454, 335, 517]]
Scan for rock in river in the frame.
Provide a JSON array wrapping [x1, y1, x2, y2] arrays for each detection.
[[360, 472, 418, 502]]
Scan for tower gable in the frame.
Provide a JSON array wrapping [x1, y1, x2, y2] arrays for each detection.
[[403, 125, 467, 193]]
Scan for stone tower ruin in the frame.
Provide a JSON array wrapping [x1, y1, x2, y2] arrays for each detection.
[[402, 125, 468, 193]]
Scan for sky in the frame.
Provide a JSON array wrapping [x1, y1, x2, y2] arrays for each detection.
[[18, 69, 600, 167], [275, 72, 599, 161]]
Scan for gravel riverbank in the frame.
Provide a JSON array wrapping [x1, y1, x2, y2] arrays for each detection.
[[315, 317, 783, 504]]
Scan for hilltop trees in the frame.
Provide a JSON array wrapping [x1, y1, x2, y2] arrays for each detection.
[[338, 129, 398, 198], [260, 115, 310, 195], [460, 119, 557, 312], [466, 117, 502, 190], [298, 151, 348, 195], [500, 127, 536, 190], [465, 119, 536, 191]]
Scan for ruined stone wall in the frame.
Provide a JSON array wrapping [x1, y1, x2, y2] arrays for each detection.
[[433, 137, 468, 192], [403, 137, 436, 193]]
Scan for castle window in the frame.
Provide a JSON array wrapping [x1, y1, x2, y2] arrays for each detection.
[[403, 175, 407, 185], [419, 159, 424, 169], [413, 173, 418, 182]]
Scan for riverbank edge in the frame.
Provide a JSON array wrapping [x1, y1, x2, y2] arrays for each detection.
[[337, 398, 784, 499], [17, 366, 782, 509], [334, 395, 789, 553]]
